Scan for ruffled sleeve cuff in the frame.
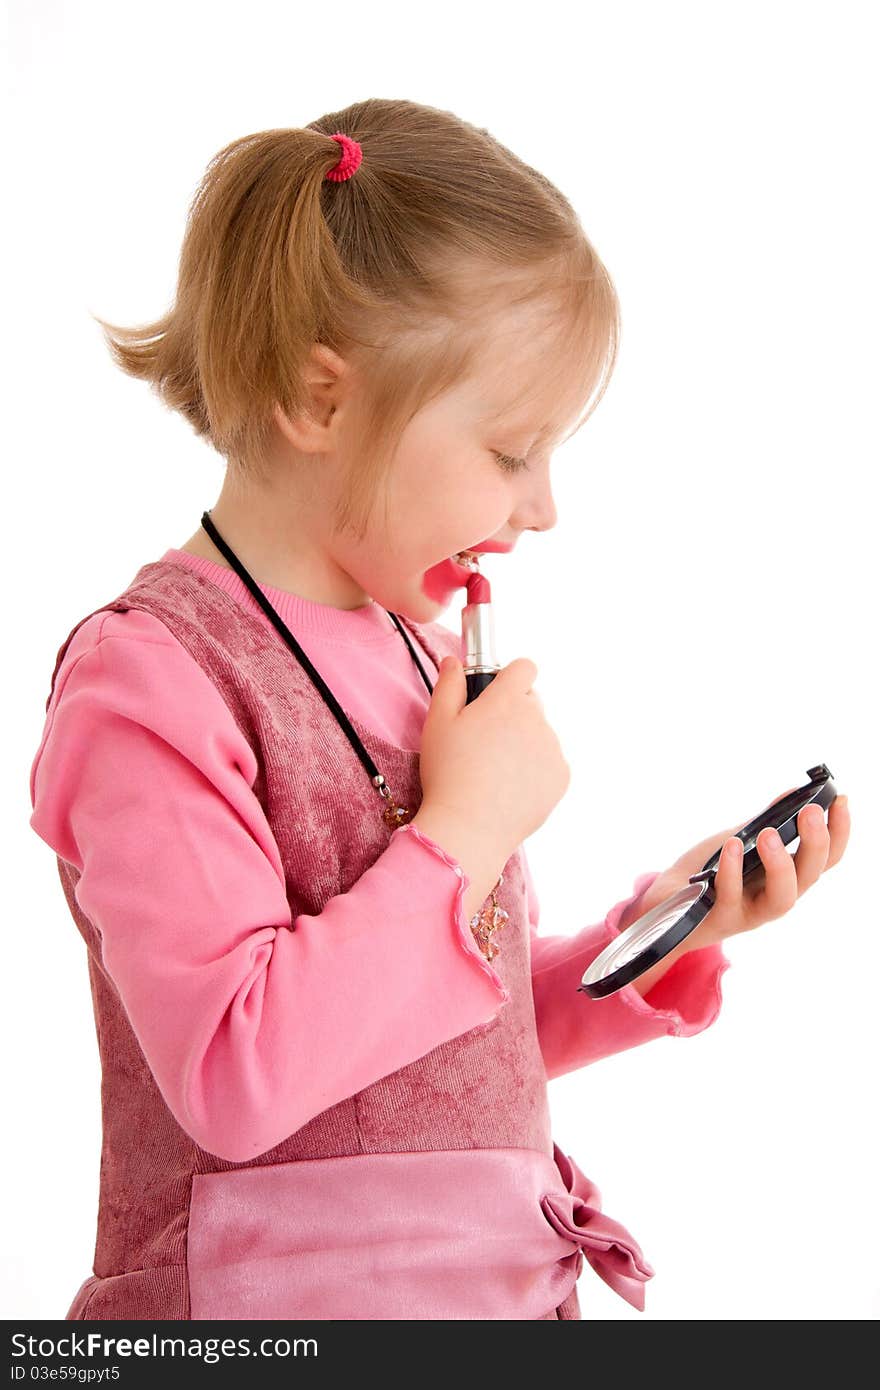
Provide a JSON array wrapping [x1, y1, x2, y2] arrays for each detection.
[[393, 822, 510, 1006], [604, 871, 731, 1037]]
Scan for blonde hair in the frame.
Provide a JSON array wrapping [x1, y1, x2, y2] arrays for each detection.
[[93, 97, 620, 540]]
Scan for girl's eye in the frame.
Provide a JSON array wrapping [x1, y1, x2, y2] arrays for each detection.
[[493, 452, 529, 473]]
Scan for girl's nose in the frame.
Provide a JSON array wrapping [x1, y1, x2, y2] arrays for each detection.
[[510, 466, 557, 536]]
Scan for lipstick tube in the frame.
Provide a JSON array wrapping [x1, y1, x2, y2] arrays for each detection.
[[461, 562, 500, 704]]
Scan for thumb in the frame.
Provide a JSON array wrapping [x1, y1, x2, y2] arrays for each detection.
[[430, 655, 466, 713]]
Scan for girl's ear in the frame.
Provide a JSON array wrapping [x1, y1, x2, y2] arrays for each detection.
[[306, 342, 348, 391], [274, 345, 352, 449]]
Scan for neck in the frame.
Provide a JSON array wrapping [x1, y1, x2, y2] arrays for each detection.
[[177, 481, 372, 610]]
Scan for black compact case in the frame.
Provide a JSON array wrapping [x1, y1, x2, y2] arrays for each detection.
[[579, 764, 838, 1000]]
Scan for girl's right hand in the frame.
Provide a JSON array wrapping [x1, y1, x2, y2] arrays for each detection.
[[417, 655, 571, 854]]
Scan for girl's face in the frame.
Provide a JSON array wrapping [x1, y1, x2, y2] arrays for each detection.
[[326, 304, 592, 622], [206, 301, 593, 619]]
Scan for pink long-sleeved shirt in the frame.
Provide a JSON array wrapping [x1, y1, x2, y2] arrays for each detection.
[[29, 548, 729, 1162]]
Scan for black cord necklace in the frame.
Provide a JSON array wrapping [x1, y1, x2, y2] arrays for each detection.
[[199, 510, 428, 830], [198, 509, 508, 961]]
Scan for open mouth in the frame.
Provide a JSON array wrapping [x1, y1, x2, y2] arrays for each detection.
[[449, 550, 482, 569]]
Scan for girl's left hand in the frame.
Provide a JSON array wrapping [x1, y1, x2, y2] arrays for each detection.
[[635, 789, 851, 949]]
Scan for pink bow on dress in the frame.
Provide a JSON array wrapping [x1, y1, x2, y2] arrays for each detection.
[[541, 1142, 656, 1311]]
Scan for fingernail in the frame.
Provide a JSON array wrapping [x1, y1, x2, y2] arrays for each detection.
[[764, 828, 783, 851], [727, 837, 742, 857]]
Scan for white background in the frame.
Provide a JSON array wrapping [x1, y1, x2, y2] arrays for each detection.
[[6, 0, 877, 1321]]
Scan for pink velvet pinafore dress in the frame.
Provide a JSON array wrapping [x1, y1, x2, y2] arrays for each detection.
[[42, 559, 652, 1320]]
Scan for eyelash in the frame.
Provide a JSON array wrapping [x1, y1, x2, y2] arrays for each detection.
[[493, 452, 529, 474]]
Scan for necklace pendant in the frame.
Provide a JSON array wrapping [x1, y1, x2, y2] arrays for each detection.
[[469, 874, 508, 961], [382, 801, 412, 829], [374, 774, 412, 829]]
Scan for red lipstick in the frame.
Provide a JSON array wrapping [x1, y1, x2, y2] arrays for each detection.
[[466, 569, 491, 605], [460, 559, 499, 704]]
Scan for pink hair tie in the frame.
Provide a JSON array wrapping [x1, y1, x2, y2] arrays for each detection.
[[324, 132, 363, 183]]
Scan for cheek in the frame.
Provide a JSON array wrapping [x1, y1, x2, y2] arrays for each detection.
[[386, 420, 510, 562], [392, 450, 478, 538]]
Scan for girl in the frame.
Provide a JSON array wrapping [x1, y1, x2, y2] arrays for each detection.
[[28, 98, 849, 1322]]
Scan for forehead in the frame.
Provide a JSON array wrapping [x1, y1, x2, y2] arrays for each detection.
[[471, 341, 590, 445], [460, 295, 593, 443]]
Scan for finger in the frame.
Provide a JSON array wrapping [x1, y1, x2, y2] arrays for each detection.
[[750, 827, 799, 921], [792, 803, 831, 894], [824, 794, 851, 870], [713, 835, 745, 908], [730, 782, 831, 853]]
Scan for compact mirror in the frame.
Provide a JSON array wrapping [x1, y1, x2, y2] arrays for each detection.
[[579, 764, 838, 1000]]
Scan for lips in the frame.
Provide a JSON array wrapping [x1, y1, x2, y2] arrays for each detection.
[[460, 539, 516, 555], [447, 554, 478, 580], [448, 539, 516, 574], [449, 539, 516, 565], [422, 541, 515, 603], [423, 555, 480, 602]]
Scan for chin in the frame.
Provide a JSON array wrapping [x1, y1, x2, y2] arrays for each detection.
[[375, 582, 451, 625]]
